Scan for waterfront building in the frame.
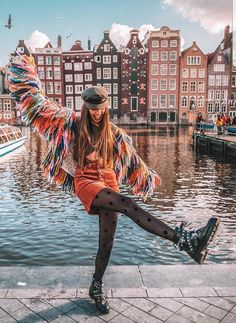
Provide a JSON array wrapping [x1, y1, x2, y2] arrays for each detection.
[[207, 26, 232, 122], [33, 36, 64, 106], [179, 41, 208, 124], [63, 40, 94, 114], [93, 30, 120, 123], [119, 29, 147, 124], [145, 26, 180, 125], [0, 67, 16, 124]]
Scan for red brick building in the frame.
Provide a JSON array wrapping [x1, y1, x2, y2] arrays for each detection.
[[33, 36, 64, 106], [145, 26, 180, 124], [120, 29, 147, 124], [63, 40, 94, 114], [179, 42, 208, 124], [0, 67, 16, 124], [207, 27, 231, 122], [93, 30, 120, 123]]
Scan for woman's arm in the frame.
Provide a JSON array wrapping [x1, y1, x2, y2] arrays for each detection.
[[113, 126, 161, 200], [9, 54, 77, 192], [9, 54, 76, 144]]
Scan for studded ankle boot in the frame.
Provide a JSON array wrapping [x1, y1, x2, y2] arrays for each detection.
[[174, 217, 220, 264], [89, 275, 110, 314]]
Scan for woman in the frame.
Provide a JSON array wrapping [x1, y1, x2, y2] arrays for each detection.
[[9, 55, 220, 314]]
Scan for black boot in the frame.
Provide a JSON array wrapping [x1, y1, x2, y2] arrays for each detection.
[[174, 217, 220, 264], [89, 275, 110, 314]]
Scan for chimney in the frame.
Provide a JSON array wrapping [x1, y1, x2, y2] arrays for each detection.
[[88, 37, 91, 50], [224, 25, 230, 49], [58, 35, 62, 48]]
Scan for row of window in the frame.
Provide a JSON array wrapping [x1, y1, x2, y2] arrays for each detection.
[[94, 55, 118, 63], [187, 56, 201, 65], [208, 89, 228, 100], [182, 81, 205, 93], [66, 96, 118, 110], [41, 82, 62, 95], [0, 113, 13, 119], [0, 106, 12, 111], [208, 75, 229, 86], [0, 100, 11, 109], [181, 96, 205, 108], [151, 39, 178, 48], [151, 94, 176, 108], [37, 56, 61, 66], [207, 102, 227, 113], [151, 64, 177, 75], [151, 51, 177, 61], [65, 73, 93, 82], [38, 67, 61, 80], [150, 79, 177, 91], [64, 62, 92, 71], [66, 83, 118, 95], [96, 68, 118, 79], [182, 68, 205, 78]]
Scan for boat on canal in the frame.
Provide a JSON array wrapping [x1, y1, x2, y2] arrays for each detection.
[[0, 124, 26, 157]]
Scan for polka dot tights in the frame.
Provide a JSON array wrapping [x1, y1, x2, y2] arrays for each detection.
[[92, 188, 175, 280]]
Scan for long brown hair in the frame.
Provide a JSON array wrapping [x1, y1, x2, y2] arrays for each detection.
[[74, 104, 115, 169]]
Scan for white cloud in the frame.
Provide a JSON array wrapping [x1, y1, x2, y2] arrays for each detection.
[[25, 30, 50, 52], [162, 0, 232, 34], [109, 23, 156, 48]]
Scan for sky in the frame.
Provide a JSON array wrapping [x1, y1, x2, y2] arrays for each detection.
[[0, 0, 233, 66]]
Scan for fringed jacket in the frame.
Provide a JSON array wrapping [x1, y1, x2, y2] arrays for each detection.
[[9, 54, 161, 199]]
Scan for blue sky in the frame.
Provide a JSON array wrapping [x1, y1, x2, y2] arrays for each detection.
[[0, 0, 232, 65]]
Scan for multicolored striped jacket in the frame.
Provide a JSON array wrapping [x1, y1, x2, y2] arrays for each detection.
[[9, 54, 161, 199]]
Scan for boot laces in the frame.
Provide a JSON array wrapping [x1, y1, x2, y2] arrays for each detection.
[[93, 280, 107, 304], [174, 221, 199, 253]]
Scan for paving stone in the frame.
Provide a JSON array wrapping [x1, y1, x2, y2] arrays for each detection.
[[223, 297, 236, 303], [98, 308, 119, 321], [6, 289, 76, 299], [215, 287, 236, 297], [174, 297, 209, 312], [150, 297, 183, 312], [45, 298, 79, 314], [0, 307, 10, 319], [176, 305, 219, 323], [200, 297, 235, 311], [122, 298, 156, 312], [0, 316, 18, 323], [66, 306, 104, 322], [20, 298, 54, 313], [108, 313, 134, 322], [149, 304, 173, 321], [231, 304, 236, 314], [108, 299, 131, 313], [76, 289, 89, 299], [147, 288, 182, 298], [0, 290, 8, 298], [10, 306, 46, 322], [70, 298, 98, 314], [111, 288, 147, 298], [221, 312, 236, 323], [37, 306, 63, 321], [122, 306, 162, 323], [0, 299, 24, 314], [165, 313, 192, 323], [50, 315, 77, 323], [181, 288, 217, 297], [204, 304, 228, 320]]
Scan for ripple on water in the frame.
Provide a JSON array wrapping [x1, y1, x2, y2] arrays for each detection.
[[0, 127, 236, 265]]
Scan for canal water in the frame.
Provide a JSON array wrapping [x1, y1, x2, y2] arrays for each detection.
[[0, 126, 235, 266]]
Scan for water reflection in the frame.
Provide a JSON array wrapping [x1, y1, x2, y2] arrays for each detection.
[[0, 126, 235, 266]]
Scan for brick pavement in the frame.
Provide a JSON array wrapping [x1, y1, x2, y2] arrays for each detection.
[[0, 265, 235, 322], [0, 287, 236, 322]]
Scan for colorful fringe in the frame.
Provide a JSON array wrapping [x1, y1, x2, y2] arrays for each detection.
[[9, 54, 76, 193], [113, 128, 161, 200]]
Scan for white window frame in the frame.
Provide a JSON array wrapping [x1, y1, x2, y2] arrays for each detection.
[[66, 97, 74, 110]]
